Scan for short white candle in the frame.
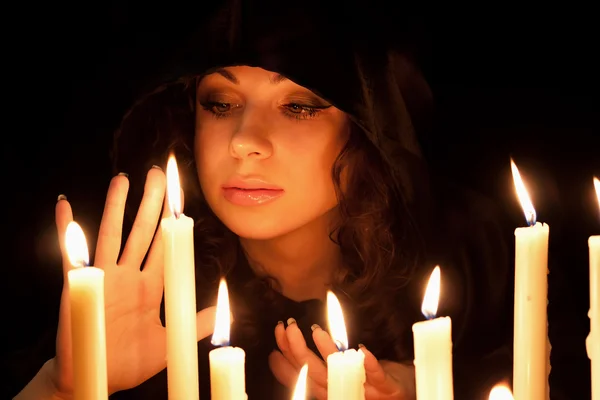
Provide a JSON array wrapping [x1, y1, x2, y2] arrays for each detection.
[[326, 291, 365, 400], [488, 384, 514, 400], [209, 278, 246, 400], [65, 221, 108, 400], [412, 266, 453, 400]]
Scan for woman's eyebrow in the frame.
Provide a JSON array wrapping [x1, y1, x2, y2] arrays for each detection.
[[213, 68, 288, 85]]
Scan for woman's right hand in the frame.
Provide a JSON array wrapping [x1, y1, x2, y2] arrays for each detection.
[[49, 167, 216, 397]]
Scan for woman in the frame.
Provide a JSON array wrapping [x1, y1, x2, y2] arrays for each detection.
[[16, 2, 512, 399]]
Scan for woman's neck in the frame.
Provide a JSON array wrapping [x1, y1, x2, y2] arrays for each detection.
[[239, 209, 341, 302]]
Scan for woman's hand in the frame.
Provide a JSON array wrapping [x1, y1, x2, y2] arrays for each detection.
[[269, 319, 414, 399], [49, 168, 216, 396]]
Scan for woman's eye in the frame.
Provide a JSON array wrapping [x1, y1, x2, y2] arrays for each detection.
[[282, 103, 329, 120], [286, 103, 304, 114], [211, 102, 231, 113], [199, 101, 240, 119]]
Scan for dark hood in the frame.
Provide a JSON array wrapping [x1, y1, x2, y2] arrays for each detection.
[[113, 0, 434, 244]]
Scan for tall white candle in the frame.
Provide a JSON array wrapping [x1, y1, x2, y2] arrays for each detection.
[[326, 291, 365, 400], [588, 177, 600, 400], [65, 221, 108, 400], [510, 160, 550, 400], [412, 266, 453, 400], [209, 278, 246, 400], [162, 155, 199, 400]]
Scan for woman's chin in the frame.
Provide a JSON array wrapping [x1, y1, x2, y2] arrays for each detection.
[[220, 216, 293, 241]]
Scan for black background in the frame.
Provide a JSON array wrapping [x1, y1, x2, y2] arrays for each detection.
[[1, 4, 598, 399]]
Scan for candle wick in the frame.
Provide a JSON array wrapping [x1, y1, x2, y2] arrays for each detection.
[[422, 311, 436, 321], [174, 210, 181, 219], [334, 340, 346, 352], [73, 260, 89, 268], [527, 212, 536, 227]]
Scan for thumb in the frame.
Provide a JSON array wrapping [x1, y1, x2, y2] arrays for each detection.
[[195, 306, 235, 342]]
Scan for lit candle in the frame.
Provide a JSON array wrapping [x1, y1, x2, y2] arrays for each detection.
[[291, 364, 308, 400], [65, 221, 108, 400], [162, 155, 199, 400], [326, 291, 365, 400], [510, 159, 550, 400], [412, 266, 453, 400], [488, 384, 514, 400], [588, 176, 600, 400], [209, 278, 246, 400]]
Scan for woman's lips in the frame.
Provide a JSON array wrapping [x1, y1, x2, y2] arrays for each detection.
[[222, 187, 285, 206]]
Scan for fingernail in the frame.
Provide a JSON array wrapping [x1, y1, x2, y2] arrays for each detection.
[[358, 343, 365, 349], [311, 324, 321, 332], [57, 194, 67, 202], [277, 320, 284, 326], [118, 172, 129, 177], [151, 165, 163, 171], [287, 317, 296, 326]]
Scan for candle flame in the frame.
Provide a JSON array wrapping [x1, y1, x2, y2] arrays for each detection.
[[65, 221, 89, 268], [211, 278, 231, 347], [510, 159, 536, 226], [421, 266, 441, 319], [327, 291, 348, 351], [488, 384, 513, 400], [291, 364, 308, 400], [594, 177, 600, 212], [166, 155, 182, 218]]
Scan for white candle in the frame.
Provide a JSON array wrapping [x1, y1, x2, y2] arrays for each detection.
[[162, 155, 199, 400], [488, 384, 514, 400], [291, 364, 308, 400], [510, 160, 550, 400], [326, 291, 365, 400], [412, 266, 453, 400], [65, 221, 108, 400], [588, 177, 600, 400], [209, 278, 246, 400]]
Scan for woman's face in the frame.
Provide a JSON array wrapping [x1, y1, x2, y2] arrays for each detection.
[[195, 66, 349, 239]]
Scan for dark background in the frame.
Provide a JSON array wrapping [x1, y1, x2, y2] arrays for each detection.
[[1, 3, 598, 399]]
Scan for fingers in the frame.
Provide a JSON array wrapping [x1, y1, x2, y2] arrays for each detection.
[[311, 324, 339, 360], [120, 167, 166, 267], [143, 225, 164, 278], [268, 352, 328, 400], [275, 321, 300, 369], [55, 195, 74, 276], [143, 184, 183, 278], [196, 306, 218, 341], [268, 351, 300, 388], [95, 174, 129, 267], [361, 345, 387, 387], [284, 319, 328, 388], [361, 345, 404, 398], [196, 307, 234, 342]]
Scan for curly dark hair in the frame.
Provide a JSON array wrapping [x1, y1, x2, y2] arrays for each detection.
[[112, 74, 424, 363]]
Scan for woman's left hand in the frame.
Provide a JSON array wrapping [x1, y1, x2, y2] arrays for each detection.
[[268, 318, 413, 399]]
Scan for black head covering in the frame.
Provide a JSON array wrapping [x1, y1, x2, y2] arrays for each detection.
[[114, 0, 433, 205]]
